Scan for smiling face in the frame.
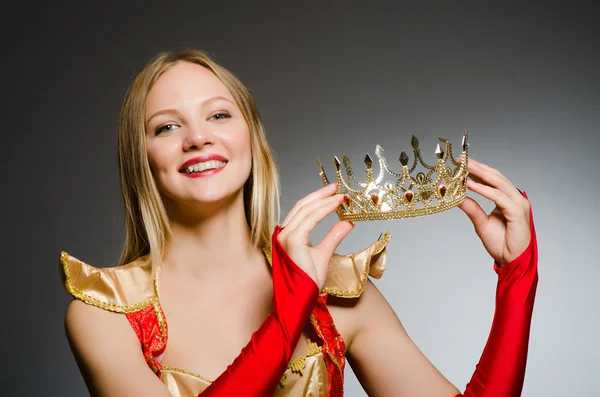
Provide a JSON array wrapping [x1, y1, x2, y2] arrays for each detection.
[[145, 61, 252, 214]]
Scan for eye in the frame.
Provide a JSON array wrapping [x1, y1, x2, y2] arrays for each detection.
[[155, 123, 180, 135], [208, 112, 232, 122]]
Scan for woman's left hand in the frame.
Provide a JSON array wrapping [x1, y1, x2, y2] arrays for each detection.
[[458, 157, 531, 265]]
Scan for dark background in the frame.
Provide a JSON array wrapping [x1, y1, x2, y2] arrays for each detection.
[[3, 1, 599, 395]]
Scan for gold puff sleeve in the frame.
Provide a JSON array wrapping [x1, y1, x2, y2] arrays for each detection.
[[322, 232, 392, 298], [59, 251, 157, 313]]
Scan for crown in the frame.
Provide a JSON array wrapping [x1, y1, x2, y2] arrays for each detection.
[[317, 131, 470, 221]]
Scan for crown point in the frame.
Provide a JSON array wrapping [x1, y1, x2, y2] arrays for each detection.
[[435, 143, 445, 160], [342, 154, 351, 168], [364, 154, 373, 168], [462, 132, 469, 151], [437, 136, 449, 144], [375, 145, 384, 157], [411, 135, 420, 149], [334, 156, 341, 171], [399, 151, 409, 166]]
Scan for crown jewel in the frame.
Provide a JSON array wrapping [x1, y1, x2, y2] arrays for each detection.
[[317, 131, 470, 221]]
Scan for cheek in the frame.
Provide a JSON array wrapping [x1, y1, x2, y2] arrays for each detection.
[[146, 141, 173, 173], [239, 132, 253, 173]]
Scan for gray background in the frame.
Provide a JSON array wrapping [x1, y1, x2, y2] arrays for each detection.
[[3, 1, 599, 396]]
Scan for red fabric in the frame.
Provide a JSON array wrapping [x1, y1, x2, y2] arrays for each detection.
[[311, 293, 346, 397], [126, 305, 166, 375], [456, 192, 538, 397], [201, 225, 320, 396]]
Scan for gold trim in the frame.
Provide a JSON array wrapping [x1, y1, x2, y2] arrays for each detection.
[[161, 365, 213, 384], [279, 339, 322, 387], [310, 314, 344, 378], [60, 251, 158, 313], [321, 232, 391, 298], [153, 301, 168, 345]]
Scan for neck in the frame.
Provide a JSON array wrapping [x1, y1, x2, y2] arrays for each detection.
[[162, 192, 262, 280]]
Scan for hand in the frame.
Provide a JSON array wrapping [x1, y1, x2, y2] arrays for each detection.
[[458, 158, 531, 265], [277, 183, 355, 290]]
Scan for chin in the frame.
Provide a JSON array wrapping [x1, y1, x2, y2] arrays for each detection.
[[184, 186, 244, 208]]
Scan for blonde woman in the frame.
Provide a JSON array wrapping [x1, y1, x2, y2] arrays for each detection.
[[61, 49, 538, 397]]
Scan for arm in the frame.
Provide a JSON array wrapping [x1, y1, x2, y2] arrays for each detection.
[[348, 158, 537, 397], [346, 278, 461, 396], [347, 213, 536, 397], [65, 299, 173, 397], [457, 202, 537, 397]]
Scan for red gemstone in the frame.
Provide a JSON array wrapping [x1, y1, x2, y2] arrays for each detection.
[[370, 194, 380, 205], [404, 191, 414, 203], [438, 185, 447, 197], [343, 195, 351, 207]]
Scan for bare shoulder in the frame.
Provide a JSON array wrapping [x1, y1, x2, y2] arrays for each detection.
[[65, 298, 137, 345]]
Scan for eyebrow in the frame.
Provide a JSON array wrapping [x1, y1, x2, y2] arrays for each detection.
[[146, 95, 235, 125]]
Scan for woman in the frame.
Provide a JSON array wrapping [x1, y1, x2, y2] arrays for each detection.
[[61, 49, 538, 397]]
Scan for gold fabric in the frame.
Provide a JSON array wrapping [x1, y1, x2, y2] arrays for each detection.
[[59, 232, 391, 396], [323, 232, 391, 298], [60, 252, 157, 313], [160, 350, 328, 397]]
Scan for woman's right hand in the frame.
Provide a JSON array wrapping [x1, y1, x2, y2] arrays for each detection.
[[276, 183, 355, 291]]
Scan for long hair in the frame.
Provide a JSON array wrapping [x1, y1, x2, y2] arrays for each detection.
[[117, 49, 280, 271]]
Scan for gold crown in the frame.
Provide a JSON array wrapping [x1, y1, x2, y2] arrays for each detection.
[[317, 131, 470, 221]]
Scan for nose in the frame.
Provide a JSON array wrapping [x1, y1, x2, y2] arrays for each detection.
[[182, 124, 215, 151]]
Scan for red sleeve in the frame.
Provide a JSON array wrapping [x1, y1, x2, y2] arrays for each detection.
[[456, 192, 539, 397], [200, 226, 319, 396]]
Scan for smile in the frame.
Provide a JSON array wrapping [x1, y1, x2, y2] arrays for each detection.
[[182, 160, 227, 174]]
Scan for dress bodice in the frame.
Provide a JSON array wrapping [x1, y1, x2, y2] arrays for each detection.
[[59, 233, 390, 397]]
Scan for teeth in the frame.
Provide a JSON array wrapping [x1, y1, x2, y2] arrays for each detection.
[[184, 160, 226, 173]]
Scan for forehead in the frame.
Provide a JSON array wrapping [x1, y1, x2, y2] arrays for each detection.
[[145, 61, 234, 115]]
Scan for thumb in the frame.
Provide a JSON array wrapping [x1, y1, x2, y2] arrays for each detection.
[[317, 221, 355, 258], [458, 197, 488, 235]]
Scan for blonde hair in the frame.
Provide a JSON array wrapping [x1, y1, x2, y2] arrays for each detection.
[[117, 49, 280, 270]]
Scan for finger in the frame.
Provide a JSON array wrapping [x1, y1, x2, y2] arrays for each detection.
[[458, 157, 502, 177], [281, 183, 338, 227], [285, 194, 344, 231], [464, 158, 522, 202], [466, 179, 520, 217], [457, 196, 489, 235], [283, 195, 345, 244], [316, 221, 355, 258]]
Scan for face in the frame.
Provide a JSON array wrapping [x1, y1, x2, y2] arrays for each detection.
[[145, 61, 252, 214]]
